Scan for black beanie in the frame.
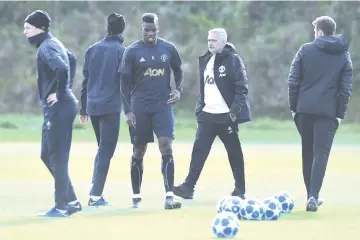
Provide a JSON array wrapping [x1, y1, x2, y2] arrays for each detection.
[[107, 13, 125, 34], [25, 10, 51, 31]]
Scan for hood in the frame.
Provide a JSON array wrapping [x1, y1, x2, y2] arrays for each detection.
[[314, 34, 349, 54]]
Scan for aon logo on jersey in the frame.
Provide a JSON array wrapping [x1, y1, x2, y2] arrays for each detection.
[[144, 68, 165, 77]]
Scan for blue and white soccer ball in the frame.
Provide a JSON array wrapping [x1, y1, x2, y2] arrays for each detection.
[[216, 196, 230, 213], [221, 196, 243, 219], [275, 191, 295, 214], [239, 199, 264, 220], [262, 197, 282, 220], [212, 211, 240, 238]]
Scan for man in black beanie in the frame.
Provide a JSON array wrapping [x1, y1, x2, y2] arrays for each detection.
[[80, 13, 126, 207], [24, 10, 82, 217]]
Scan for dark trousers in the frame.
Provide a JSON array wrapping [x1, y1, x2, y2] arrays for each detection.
[[41, 100, 78, 210], [89, 112, 120, 196], [185, 113, 246, 194], [294, 113, 339, 199]]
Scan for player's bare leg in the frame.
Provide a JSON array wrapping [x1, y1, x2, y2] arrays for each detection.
[[158, 137, 181, 210]]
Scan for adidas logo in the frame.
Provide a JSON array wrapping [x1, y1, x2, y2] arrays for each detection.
[[227, 126, 233, 134], [140, 57, 145, 62]]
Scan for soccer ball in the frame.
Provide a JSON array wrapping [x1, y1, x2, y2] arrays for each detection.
[[262, 197, 282, 220], [239, 199, 264, 220], [275, 191, 295, 213], [212, 211, 240, 238], [216, 196, 230, 213], [221, 196, 243, 219]]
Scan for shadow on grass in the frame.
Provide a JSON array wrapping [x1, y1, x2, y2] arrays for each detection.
[[0, 207, 166, 227]]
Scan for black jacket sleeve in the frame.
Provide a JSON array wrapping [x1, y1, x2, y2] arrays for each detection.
[[195, 69, 205, 117], [230, 54, 249, 116], [337, 51, 353, 119], [288, 46, 303, 112], [120, 74, 131, 114], [39, 43, 68, 101], [80, 49, 89, 115], [67, 50, 77, 89]]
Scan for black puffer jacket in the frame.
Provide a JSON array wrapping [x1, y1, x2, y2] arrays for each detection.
[[196, 43, 251, 124], [288, 34, 353, 119]]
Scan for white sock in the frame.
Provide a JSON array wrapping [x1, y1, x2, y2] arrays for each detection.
[[133, 194, 142, 199], [90, 195, 101, 201], [166, 191, 174, 197], [56, 208, 67, 214], [68, 200, 79, 205]]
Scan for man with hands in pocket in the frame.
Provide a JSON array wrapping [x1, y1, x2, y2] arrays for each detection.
[[174, 28, 251, 201], [288, 16, 353, 212]]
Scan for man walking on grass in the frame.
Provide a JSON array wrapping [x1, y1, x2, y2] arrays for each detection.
[[288, 16, 352, 212], [80, 13, 126, 207], [174, 28, 251, 201]]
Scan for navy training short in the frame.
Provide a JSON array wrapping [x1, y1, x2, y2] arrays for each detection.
[[129, 107, 175, 144]]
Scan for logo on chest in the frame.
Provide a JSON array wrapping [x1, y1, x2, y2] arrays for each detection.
[[144, 68, 165, 77], [160, 54, 168, 62], [219, 65, 226, 77], [204, 75, 215, 85]]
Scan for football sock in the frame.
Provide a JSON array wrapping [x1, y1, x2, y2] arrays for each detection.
[[132, 194, 142, 199], [90, 196, 101, 201], [165, 191, 174, 198], [68, 200, 79, 205], [56, 208, 67, 214], [161, 155, 174, 193], [131, 157, 143, 195]]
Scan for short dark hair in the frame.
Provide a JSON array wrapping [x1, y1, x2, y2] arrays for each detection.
[[312, 16, 336, 36], [107, 13, 125, 34], [141, 13, 158, 24]]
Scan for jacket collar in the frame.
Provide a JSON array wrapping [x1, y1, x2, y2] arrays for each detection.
[[199, 42, 237, 63], [28, 31, 51, 48], [104, 33, 124, 44]]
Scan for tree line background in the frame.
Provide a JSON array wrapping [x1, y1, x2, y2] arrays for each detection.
[[0, 1, 359, 121]]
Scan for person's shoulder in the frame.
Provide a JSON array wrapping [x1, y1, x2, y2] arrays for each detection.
[[86, 40, 102, 52], [158, 38, 177, 50], [124, 40, 142, 54], [39, 36, 61, 53], [127, 40, 142, 49], [299, 42, 315, 53]]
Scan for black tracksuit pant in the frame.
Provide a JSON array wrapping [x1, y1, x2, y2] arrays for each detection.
[[185, 112, 246, 194], [89, 112, 120, 196], [41, 100, 78, 210], [294, 113, 339, 199]]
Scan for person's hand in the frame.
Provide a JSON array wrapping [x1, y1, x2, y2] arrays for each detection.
[[126, 112, 136, 128], [336, 117, 342, 125], [47, 93, 58, 106], [79, 115, 89, 124], [167, 90, 181, 104]]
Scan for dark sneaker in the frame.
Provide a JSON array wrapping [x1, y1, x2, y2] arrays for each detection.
[[306, 197, 318, 212], [88, 197, 109, 207], [164, 196, 182, 210], [38, 207, 68, 218], [132, 198, 142, 208], [230, 188, 246, 200], [173, 183, 194, 199], [67, 201, 82, 215]]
